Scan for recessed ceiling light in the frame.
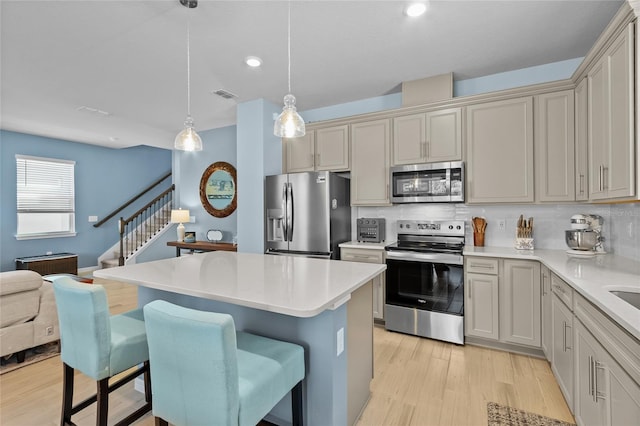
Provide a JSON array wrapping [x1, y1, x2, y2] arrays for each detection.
[[405, 3, 427, 17], [245, 56, 262, 68]]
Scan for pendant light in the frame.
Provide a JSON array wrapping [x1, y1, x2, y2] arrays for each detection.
[[174, 0, 203, 151], [274, 0, 305, 138]]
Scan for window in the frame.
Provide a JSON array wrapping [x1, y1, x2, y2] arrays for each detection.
[[16, 155, 76, 239]]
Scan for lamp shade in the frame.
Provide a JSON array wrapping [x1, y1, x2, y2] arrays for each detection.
[[171, 209, 190, 224], [274, 94, 305, 138]]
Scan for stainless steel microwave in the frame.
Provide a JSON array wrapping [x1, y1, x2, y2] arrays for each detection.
[[390, 161, 464, 203]]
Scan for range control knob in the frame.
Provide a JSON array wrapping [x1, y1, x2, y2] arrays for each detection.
[[456, 225, 462, 230], [449, 225, 454, 230], [399, 224, 403, 229]]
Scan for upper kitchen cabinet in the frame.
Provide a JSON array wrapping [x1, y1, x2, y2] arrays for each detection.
[[588, 23, 635, 201], [284, 132, 315, 173], [535, 90, 575, 202], [283, 125, 350, 173], [575, 78, 589, 201], [316, 125, 350, 171], [351, 119, 391, 206], [465, 97, 534, 203], [392, 107, 462, 165]]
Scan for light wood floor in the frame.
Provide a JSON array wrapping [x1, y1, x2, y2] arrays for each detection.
[[0, 279, 575, 426]]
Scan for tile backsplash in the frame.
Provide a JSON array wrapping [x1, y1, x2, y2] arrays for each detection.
[[354, 202, 640, 262]]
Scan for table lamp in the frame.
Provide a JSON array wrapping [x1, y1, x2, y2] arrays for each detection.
[[171, 209, 190, 242]]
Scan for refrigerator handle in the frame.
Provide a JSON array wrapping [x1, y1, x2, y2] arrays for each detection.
[[282, 182, 288, 239], [286, 182, 294, 242]]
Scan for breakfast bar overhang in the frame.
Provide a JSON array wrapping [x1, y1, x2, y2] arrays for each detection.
[[94, 251, 386, 426]]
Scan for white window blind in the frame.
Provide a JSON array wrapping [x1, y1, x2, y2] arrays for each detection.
[[16, 154, 76, 239]]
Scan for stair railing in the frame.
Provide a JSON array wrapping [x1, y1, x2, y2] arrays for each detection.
[[94, 171, 172, 228], [118, 184, 175, 265]]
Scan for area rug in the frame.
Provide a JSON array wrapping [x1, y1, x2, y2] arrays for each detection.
[[487, 402, 576, 426], [0, 341, 60, 375]]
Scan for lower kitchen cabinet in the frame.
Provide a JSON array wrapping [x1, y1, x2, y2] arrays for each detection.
[[340, 247, 386, 321], [464, 257, 541, 350], [465, 271, 499, 340], [541, 265, 552, 360], [500, 259, 541, 347], [551, 292, 574, 409], [574, 320, 640, 426]]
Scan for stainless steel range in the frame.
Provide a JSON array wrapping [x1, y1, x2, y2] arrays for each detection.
[[384, 220, 465, 344]]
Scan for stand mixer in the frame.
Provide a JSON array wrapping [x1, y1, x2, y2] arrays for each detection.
[[565, 214, 605, 256]]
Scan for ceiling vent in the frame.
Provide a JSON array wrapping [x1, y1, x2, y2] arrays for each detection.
[[211, 89, 238, 100]]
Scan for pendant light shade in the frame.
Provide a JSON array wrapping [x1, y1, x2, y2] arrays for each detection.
[[274, 1, 305, 138], [274, 94, 305, 138], [175, 0, 203, 151]]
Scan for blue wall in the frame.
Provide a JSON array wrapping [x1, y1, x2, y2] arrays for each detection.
[[0, 130, 172, 271]]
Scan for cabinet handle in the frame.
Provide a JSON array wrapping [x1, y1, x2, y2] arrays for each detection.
[[541, 274, 546, 296], [563, 322, 571, 351], [588, 356, 594, 398], [386, 183, 389, 199], [553, 284, 566, 294], [469, 263, 494, 269], [425, 141, 430, 159], [467, 279, 472, 299], [579, 174, 584, 194], [420, 141, 425, 157], [602, 166, 608, 190], [594, 361, 606, 401], [599, 165, 604, 192]]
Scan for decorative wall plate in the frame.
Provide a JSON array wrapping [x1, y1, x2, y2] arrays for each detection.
[[206, 229, 223, 242]]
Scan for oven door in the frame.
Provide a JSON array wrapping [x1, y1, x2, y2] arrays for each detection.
[[385, 254, 464, 316]]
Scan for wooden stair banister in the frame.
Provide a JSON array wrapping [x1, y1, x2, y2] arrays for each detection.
[[118, 184, 175, 266], [94, 171, 172, 228]]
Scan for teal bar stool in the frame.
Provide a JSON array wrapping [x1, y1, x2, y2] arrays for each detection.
[[52, 277, 152, 426], [143, 300, 305, 426]]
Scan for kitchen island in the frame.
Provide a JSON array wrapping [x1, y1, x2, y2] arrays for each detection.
[[94, 251, 386, 426]]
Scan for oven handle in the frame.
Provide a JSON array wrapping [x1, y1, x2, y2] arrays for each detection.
[[385, 251, 463, 265]]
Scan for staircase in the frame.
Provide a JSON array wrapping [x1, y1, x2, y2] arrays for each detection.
[[95, 174, 175, 269], [100, 203, 172, 268]]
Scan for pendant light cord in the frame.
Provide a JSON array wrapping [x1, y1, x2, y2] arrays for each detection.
[[187, 10, 192, 118], [287, 0, 291, 94]]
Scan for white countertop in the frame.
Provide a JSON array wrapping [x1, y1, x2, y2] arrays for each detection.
[[339, 241, 391, 250], [94, 251, 386, 318], [464, 246, 640, 340]]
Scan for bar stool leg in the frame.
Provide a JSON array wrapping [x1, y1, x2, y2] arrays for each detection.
[[96, 378, 109, 426], [292, 380, 303, 426], [61, 363, 75, 426]]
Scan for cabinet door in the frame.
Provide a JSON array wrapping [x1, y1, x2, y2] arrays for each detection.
[[284, 132, 315, 173], [341, 248, 385, 320], [426, 107, 462, 162], [575, 78, 589, 201], [392, 113, 425, 165], [541, 265, 552, 360], [551, 294, 574, 409], [588, 58, 607, 200], [316, 125, 350, 171], [500, 260, 541, 347], [574, 321, 608, 426], [464, 272, 499, 340], [608, 350, 640, 426], [535, 90, 575, 202], [350, 119, 391, 206], [605, 24, 635, 199], [466, 97, 534, 203]]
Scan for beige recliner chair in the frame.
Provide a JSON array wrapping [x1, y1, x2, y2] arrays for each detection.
[[0, 270, 60, 363]]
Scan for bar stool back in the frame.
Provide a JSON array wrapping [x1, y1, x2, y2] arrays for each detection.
[[52, 277, 152, 426], [143, 300, 305, 426]]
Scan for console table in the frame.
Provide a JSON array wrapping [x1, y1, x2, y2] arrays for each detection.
[[167, 241, 237, 257]]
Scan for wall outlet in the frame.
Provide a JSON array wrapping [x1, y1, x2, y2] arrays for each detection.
[[45, 326, 54, 336], [189, 215, 196, 223], [88, 215, 98, 222], [336, 327, 344, 356], [498, 219, 506, 231]]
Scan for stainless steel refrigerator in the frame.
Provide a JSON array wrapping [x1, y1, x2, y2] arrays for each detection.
[[265, 171, 351, 259]]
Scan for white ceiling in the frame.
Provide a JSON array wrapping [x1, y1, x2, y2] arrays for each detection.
[[0, 0, 625, 150]]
